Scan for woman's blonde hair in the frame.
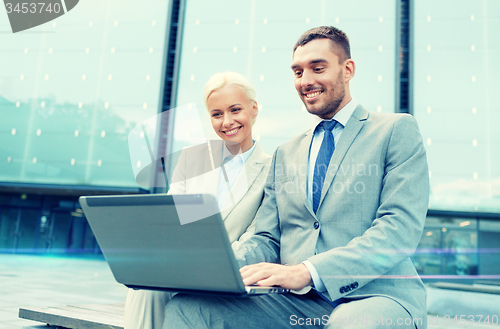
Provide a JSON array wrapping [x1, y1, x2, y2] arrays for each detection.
[[204, 72, 258, 124]]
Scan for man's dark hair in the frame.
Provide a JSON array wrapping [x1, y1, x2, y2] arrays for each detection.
[[293, 26, 351, 62]]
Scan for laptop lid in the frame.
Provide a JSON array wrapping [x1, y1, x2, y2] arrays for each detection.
[[79, 193, 248, 296]]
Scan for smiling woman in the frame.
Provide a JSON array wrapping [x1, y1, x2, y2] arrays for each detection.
[[205, 72, 259, 154], [123, 71, 271, 329]]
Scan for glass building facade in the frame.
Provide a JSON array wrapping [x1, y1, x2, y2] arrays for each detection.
[[0, 0, 170, 187], [172, 0, 397, 157], [413, 0, 500, 213], [0, 0, 499, 278]]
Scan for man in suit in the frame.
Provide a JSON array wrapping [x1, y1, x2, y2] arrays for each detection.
[[163, 26, 429, 329]]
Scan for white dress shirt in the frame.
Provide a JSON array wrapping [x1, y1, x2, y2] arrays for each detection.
[[217, 141, 256, 210]]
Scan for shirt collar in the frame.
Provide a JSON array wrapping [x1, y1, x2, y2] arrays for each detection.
[[221, 140, 256, 164], [311, 98, 358, 133]]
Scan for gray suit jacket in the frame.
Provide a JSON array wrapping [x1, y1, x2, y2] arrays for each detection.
[[169, 140, 271, 247], [234, 105, 429, 322]]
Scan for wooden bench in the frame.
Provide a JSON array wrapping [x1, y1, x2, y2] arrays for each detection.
[[429, 282, 500, 295], [19, 303, 124, 329]]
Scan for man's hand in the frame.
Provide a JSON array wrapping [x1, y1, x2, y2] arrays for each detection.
[[240, 262, 312, 290]]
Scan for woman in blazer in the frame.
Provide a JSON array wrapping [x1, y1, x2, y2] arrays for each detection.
[[124, 72, 271, 329]]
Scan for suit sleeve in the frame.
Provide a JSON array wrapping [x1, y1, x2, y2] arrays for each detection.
[[233, 149, 282, 268], [308, 114, 429, 302]]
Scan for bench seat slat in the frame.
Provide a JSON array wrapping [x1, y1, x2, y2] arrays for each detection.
[[19, 303, 125, 329]]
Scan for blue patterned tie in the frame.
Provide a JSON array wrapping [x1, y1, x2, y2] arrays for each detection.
[[312, 120, 337, 214]]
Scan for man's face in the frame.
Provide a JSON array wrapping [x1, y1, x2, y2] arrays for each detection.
[[292, 39, 350, 119]]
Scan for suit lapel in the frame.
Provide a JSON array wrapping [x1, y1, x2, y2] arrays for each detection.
[[220, 144, 266, 220], [298, 131, 315, 218], [205, 140, 223, 198], [319, 105, 369, 208]]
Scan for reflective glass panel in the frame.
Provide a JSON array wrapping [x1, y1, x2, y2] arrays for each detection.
[[172, 0, 397, 160], [0, 0, 170, 187], [414, 216, 479, 276], [413, 0, 500, 212]]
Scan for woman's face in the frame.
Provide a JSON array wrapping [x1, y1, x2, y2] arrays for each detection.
[[207, 84, 257, 153]]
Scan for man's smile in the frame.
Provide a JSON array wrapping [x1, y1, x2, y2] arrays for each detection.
[[303, 89, 323, 102]]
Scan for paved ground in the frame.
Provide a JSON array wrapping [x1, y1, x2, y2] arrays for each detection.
[[0, 253, 499, 329], [0, 253, 127, 328]]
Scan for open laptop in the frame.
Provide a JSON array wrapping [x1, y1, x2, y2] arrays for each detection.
[[79, 193, 289, 297]]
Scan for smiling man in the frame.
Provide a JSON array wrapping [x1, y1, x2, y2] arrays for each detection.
[[163, 26, 430, 329], [291, 31, 351, 120]]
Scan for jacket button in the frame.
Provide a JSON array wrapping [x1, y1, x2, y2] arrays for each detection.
[[313, 222, 320, 230]]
